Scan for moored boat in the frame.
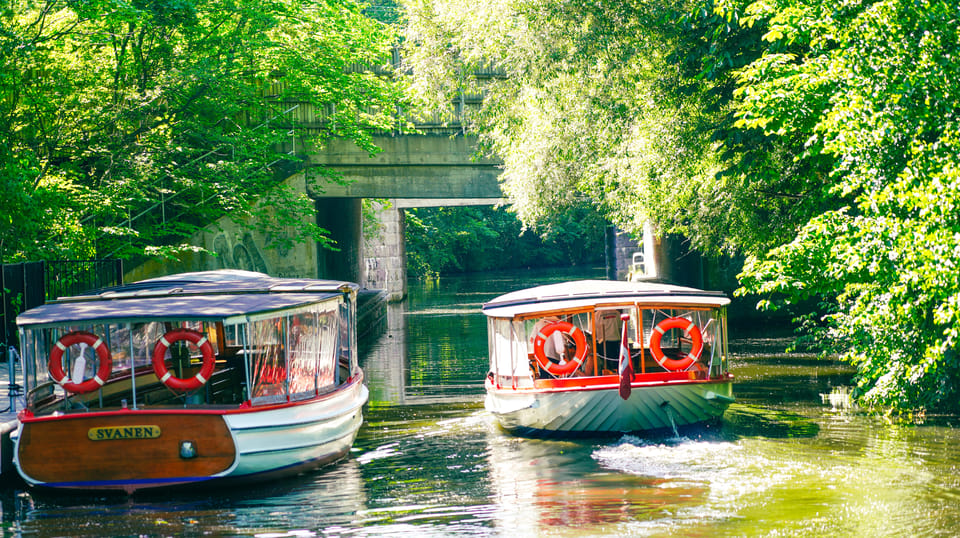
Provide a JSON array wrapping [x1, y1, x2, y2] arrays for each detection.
[[12, 270, 368, 493], [482, 280, 734, 436]]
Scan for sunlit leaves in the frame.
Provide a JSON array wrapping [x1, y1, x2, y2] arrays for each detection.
[[737, 0, 960, 412], [402, 0, 732, 249], [0, 0, 401, 262]]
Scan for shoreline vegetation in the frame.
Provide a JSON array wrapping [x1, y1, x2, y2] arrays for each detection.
[[4, 0, 960, 414]]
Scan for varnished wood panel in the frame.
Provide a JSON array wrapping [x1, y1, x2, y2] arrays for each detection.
[[18, 413, 236, 484]]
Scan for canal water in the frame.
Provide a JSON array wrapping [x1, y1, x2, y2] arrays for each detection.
[[4, 267, 960, 536]]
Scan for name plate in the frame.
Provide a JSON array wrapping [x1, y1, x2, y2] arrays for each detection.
[[88, 425, 162, 441]]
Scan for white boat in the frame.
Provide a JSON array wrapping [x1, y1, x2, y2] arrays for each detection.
[[482, 280, 734, 436], [12, 270, 368, 493]]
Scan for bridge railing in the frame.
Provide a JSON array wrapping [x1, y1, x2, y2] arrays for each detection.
[[272, 46, 506, 136], [89, 47, 504, 256]]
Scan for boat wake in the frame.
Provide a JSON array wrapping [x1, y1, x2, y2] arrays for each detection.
[[591, 434, 810, 529], [593, 435, 746, 484]]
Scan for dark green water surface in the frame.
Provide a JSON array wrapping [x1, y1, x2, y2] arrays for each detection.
[[6, 267, 960, 537]]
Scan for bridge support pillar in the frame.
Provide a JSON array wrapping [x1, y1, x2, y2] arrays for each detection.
[[362, 202, 407, 301], [316, 198, 364, 284]]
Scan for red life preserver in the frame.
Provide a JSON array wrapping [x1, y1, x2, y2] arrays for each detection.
[[152, 328, 216, 392], [533, 321, 588, 377], [649, 317, 703, 371], [48, 331, 113, 394]]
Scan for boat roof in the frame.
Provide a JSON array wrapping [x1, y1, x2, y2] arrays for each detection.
[[482, 279, 730, 318], [17, 270, 359, 328]]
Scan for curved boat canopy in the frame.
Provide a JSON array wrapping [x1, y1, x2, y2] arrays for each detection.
[[482, 280, 730, 319], [17, 270, 359, 328]]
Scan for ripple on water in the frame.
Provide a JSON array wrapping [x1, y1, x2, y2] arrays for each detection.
[[592, 424, 957, 537]]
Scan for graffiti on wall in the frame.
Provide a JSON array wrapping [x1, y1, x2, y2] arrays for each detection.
[[212, 233, 270, 274]]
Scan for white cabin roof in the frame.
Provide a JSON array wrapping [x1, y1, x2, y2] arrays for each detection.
[[17, 270, 358, 328], [481, 279, 730, 318]]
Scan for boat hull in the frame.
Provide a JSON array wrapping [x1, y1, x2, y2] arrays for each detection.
[[484, 377, 734, 435], [13, 379, 368, 493]]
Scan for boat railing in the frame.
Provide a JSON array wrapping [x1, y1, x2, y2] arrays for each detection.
[[533, 370, 702, 389]]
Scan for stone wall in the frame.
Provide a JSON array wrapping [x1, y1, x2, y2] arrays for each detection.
[[125, 174, 319, 283], [362, 202, 407, 301]]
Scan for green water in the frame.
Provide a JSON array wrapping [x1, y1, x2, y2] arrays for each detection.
[[6, 266, 960, 536]]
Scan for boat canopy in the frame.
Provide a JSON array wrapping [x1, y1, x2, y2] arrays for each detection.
[[482, 280, 730, 319], [17, 270, 357, 328]]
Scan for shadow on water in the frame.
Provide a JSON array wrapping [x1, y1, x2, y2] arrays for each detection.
[[721, 404, 820, 439]]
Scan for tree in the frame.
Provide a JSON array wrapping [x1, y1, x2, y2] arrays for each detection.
[[735, 0, 960, 412], [0, 0, 402, 262], [402, 0, 960, 413], [400, 0, 795, 256]]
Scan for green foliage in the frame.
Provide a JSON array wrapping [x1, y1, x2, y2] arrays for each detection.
[[403, 0, 960, 413], [735, 0, 960, 412], [404, 205, 605, 278], [0, 0, 402, 263], [400, 0, 811, 258], [402, 0, 713, 247]]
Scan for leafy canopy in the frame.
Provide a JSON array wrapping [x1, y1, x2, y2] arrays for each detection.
[[403, 0, 960, 413], [735, 0, 960, 412], [1, 0, 402, 262]]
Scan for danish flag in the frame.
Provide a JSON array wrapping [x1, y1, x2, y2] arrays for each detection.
[[618, 313, 632, 400]]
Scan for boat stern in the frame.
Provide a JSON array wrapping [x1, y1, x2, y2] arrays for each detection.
[[14, 411, 238, 492]]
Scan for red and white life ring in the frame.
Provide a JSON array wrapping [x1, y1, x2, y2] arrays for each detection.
[[649, 317, 703, 371], [152, 328, 216, 392], [533, 321, 588, 377], [48, 331, 113, 394]]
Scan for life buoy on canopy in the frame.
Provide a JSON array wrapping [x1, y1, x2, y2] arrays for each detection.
[[532, 320, 588, 377], [649, 317, 703, 371], [48, 331, 113, 394], [152, 328, 216, 392]]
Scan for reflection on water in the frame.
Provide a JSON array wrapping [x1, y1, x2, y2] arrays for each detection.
[[8, 266, 960, 536]]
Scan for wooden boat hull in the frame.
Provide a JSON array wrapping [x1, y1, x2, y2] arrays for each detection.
[[14, 379, 367, 492], [484, 377, 734, 435]]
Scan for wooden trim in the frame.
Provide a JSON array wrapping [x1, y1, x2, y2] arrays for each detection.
[[18, 413, 236, 484]]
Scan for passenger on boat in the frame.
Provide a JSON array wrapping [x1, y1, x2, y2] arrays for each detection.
[[593, 310, 624, 375]]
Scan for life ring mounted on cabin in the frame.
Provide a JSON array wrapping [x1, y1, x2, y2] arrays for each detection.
[[48, 331, 113, 394], [649, 317, 703, 372], [152, 328, 217, 392], [532, 321, 588, 377]]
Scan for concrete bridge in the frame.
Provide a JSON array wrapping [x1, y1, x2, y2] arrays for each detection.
[[310, 135, 504, 299], [127, 132, 506, 300]]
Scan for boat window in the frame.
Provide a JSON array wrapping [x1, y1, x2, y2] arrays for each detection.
[[19, 327, 50, 399], [249, 316, 287, 404], [639, 307, 722, 374], [338, 298, 354, 378], [288, 305, 339, 400], [589, 308, 637, 375], [319, 308, 339, 388], [489, 318, 529, 382], [288, 311, 319, 399], [118, 322, 167, 374]]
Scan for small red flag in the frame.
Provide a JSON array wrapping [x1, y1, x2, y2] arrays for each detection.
[[618, 313, 632, 400]]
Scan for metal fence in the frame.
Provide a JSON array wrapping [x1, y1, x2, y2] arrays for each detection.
[[0, 260, 123, 359]]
